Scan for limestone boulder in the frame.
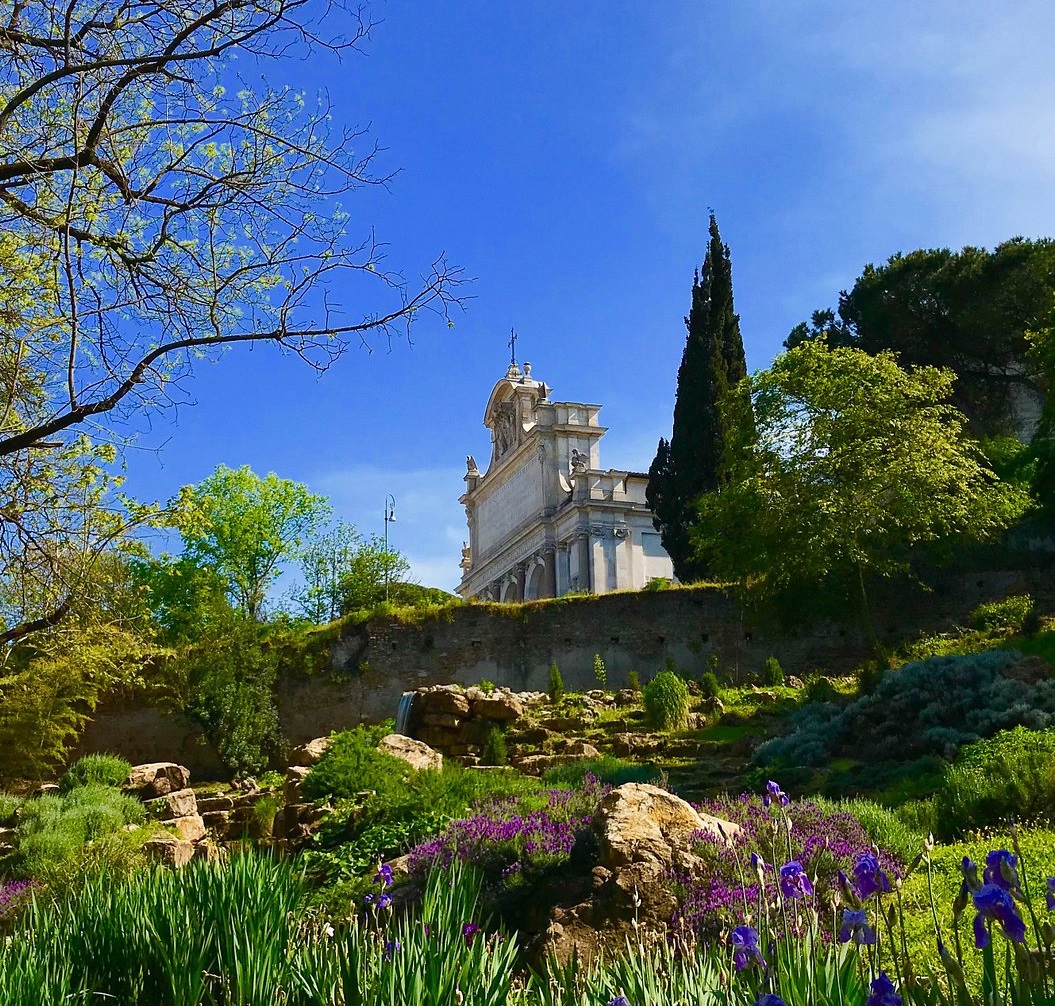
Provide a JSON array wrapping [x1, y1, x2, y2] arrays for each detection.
[[594, 783, 739, 871], [291, 737, 333, 767], [284, 766, 311, 804], [164, 814, 207, 843], [421, 685, 470, 717], [377, 734, 443, 772], [196, 795, 235, 814], [125, 763, 191, 799], [143, 837, 194, 868], [473, 691, 524, 721], [143, 788, 198, 820]]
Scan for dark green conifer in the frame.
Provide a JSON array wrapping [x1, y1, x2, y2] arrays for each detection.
[[646, 213, 751, 581]]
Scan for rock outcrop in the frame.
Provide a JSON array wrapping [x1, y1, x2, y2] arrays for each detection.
[[377, 733, 443, 772]]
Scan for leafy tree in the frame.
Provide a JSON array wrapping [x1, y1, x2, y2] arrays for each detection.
[[647, 213, 752, 580], [0, 2, 462, 646], [693, 341, 1030, 622], [787, 241, 1055, 437], [1027, 315, 1055, 519], [175, 465, 330, 620], [128, 553, 235, 646], [337, 533, 412, 613]]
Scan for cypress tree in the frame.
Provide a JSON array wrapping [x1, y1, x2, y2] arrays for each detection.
[[646, 213, 750, 581]]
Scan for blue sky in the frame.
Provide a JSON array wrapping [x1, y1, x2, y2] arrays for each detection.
[[123, 1, 1055, 595]]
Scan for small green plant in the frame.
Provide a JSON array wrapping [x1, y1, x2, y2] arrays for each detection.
[[627, 669, 641, 693], [478, 679, 496, 694], [300, 725, 412, 802], [0, 793, 23, 827], [643, 576, 673, 591], [59, 753, 133, 794], [592, 653, 607, 689], [548, 662, 565, 704], [481, 727, 508, 767], [761, 656, 784, 687], [699, 671, 721, 699], [968, 594, 1034, 633], [642, 670, 690, 731]]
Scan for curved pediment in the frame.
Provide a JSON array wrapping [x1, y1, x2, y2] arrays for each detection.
[[482, 362, 549, 468]]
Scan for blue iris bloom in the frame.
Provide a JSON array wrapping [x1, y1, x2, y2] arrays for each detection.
[[866, 971, 902, 1006], [779, 861, 813, 899], [763, 780, 790, 807], [983, 850, 1021, 894], [729, 925, 765, 970], [1046, 877, 1055, 912], [839, 907, 876, 945], [753, 995, 788, 1006], [853, 852, 891, 898], [606, 997, 630, 1006], [972, 883, 1027, 947]]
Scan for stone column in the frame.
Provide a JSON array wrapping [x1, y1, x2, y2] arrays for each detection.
[[576, 531, 592, 593]]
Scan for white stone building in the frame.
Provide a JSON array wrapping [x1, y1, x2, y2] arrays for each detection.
[[457, 361, 674, 601]]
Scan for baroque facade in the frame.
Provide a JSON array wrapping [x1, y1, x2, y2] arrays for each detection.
[[457, 361, 674, 601]]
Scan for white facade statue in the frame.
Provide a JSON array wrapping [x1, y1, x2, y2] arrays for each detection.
[[458, 362, 675, 601]]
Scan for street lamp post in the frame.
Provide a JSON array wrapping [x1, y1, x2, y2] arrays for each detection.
[[383, 494, 396, 602]]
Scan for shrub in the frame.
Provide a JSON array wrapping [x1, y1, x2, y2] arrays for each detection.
[[592, 653, 607, 689], [478, 679, 495, 694], [969, 594, 1034, 633], [761, 656, 784, 686], [0, 793, 22, 827], [627, 669, 641, 693], [699, 672, 720, 699], [934, 726, 1055, 839], [547, 662, 565, 704], [542, 756, 659, 788], [300, 725, 411, 803], [59, 753, 132, 794], [643, 670, 689, 731], [15, 785, 146, 882], [481, 727, 508, 767], [756, 649, 1052, 772]]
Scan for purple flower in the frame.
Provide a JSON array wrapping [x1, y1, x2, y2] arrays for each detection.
[[606, 997, 631, 1006], [866, 971, 902, 1006], [778, 861, 813, 899], [363, 893, 375, 906], [750, 852, 767, 872], [383, 938, 401, 961], [729, 925, 765, 970], [853, 852, 891, 898], [375, 863, 394, 888], [983, 850, 1020, 894], [462, 922, 480, 946], [376, 893, 392, 910], [1046, 877, 1055, 912], [753, 996, 788, 1006], [839, 907, 876, 945], [972, 884, 1027, 948], [763, 780, 790, 808]]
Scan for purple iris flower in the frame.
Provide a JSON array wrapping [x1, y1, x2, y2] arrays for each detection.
[[972, 884, 1027, 948], [363, 893, 375, 905], [383, 938, 401, 961], [606, 997, 631, 1006], [753, 996, 788, 1006], [375, 863, 394, 888], [729, 925, 765, 970], [779, 861, 813, 899], [376, 893, 392, 910], [853, 852, 891, 898], [462, 922, 480, 946], [1046, 877, 1055, 912], [866, 971, 902, 1006], [750, 852, 767, 872], [983, 850, 1020, 894], [763, 780, 790, 807], [839, 907, 876, 945]]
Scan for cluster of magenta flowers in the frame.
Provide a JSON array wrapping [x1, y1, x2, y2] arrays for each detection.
[[671, 788, 900, 939], [407, 786, 594, 881]]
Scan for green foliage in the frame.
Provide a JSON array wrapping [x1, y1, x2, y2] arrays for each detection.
[[300, 725, 410, 803], [699, 671, 721, 699], [128, 553, 234, 646], [643, 670, 690, 730], [547, 662, 565, 704], [0, 793, 22, 827], [592, 653, 607, 689], [180, 617, 283, 778], [479, 679, 496, 694], [481, 727, 508, 767], [968, 594, 1034, 633], [761, 656, 784, 686], [174, 465, 330, 620], [934, 726, 1055, 838], [14, 785, 146, 884], [627, 669, 641, 693], [691, 340, 1030, 617], [59, 754, 132, 794], [642, 577, 674, 591], [757, 649, 1055, 774], [647, 212, 752, 581], [787, 239, 1055, 438], [811, 796, 926, 864], [541, 756, 660, 788]]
